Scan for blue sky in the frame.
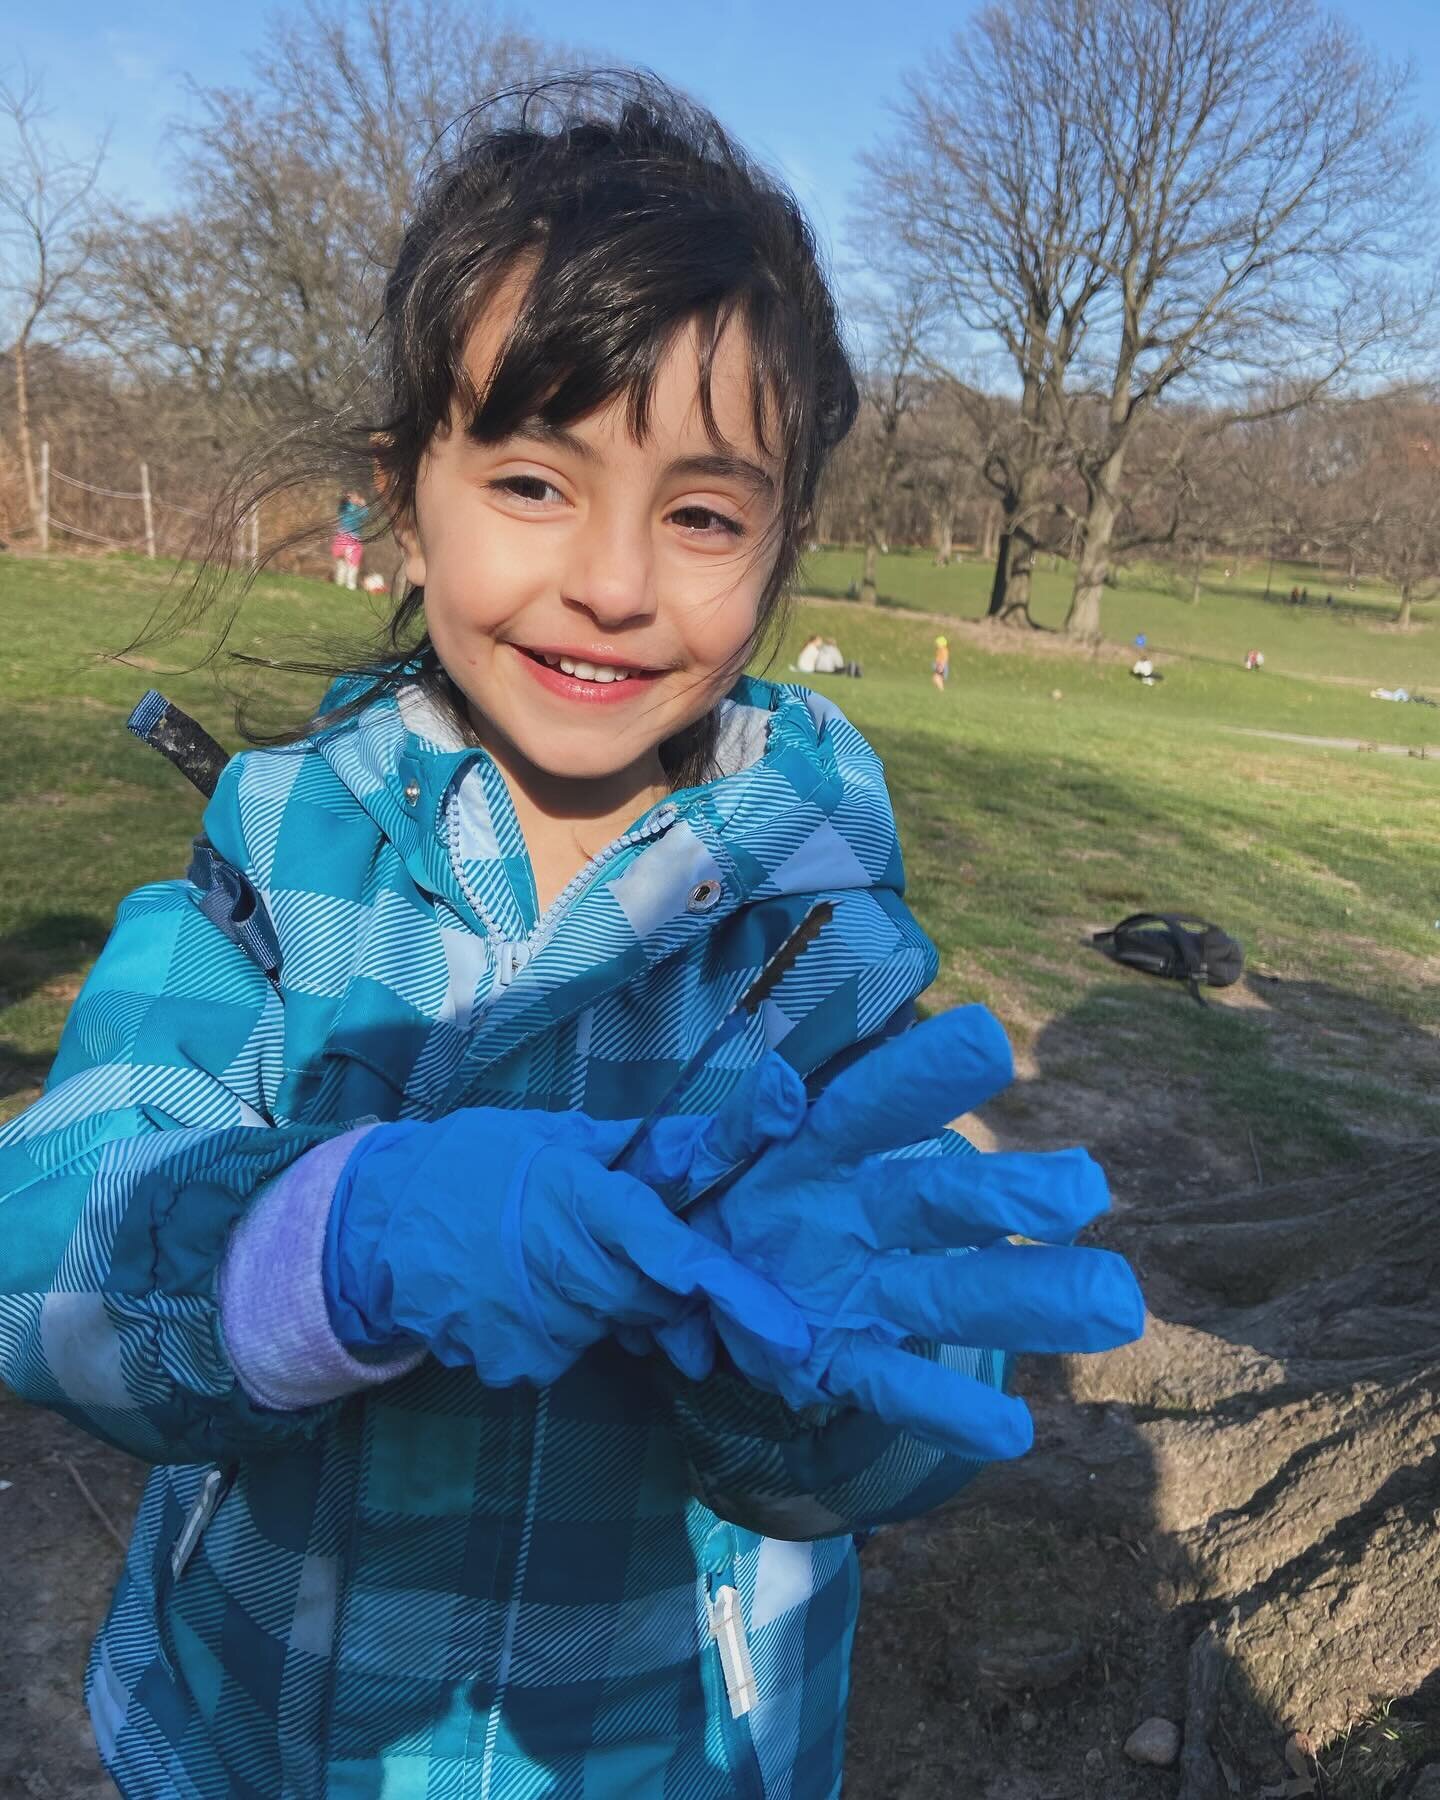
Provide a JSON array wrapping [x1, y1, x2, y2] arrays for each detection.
[[8, 0, 1438, 268]]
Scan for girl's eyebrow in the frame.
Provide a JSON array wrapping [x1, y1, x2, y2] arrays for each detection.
[[668, 452, 776, 499], [483, 417, 776, 499]]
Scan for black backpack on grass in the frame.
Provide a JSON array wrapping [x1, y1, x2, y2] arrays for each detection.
[[1091, 913, 1244, 1005]]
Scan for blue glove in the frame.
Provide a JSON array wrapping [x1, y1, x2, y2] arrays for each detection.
[[323, 1108, 808, 1388], [626, 1005, 1145, 1461]]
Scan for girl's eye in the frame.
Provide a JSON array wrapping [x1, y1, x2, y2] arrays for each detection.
[[669, 505, 746, 539], [491, 475, 564, 505]]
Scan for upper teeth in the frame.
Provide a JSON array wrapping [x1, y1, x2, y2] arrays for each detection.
[[542, 653, 633, 683]]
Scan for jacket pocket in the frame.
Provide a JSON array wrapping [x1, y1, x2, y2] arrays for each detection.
[[153, 1464, 236, 1672]]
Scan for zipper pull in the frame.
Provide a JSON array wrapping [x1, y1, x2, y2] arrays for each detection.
[[170, 1467, 232, 1581], [494, 941, 530, 987], [708, 1583, 758, 1718]]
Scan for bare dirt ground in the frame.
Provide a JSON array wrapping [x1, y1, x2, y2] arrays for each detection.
[[3, 982, 1437, 1798], [843, 984, 1440, 1800]]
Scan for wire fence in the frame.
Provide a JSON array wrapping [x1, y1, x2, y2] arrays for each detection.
[[36, 441, 258, 566]]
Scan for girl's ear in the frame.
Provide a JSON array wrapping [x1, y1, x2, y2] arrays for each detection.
[[392, 513, 427, 589], [372, 461, 427, 587]]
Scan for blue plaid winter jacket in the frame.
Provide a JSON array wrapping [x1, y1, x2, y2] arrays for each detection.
[[0, 676, 1002, 1799]]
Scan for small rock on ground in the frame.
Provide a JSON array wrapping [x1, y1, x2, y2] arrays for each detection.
[[1124, 1717, 1182, 1768], [860, 1564, 896, 1599], [975, 1630, 1084, 1694]]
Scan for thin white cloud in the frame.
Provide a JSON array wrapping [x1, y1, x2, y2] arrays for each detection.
[[104, 32, 160, 83]]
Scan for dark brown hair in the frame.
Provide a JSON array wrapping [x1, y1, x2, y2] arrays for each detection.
[[207, 71, 858, 780]]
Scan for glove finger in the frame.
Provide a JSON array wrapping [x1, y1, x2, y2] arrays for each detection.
[[613, 1056, 807, 1198], [583, 1172, 811, 1360], [799, 1006, 1014, 1162], [837, 1147, 1111, 1251], [686, 1054, 808, 1190], [611, 1314, 716, 1382], [653, 1307, 718, 1381], [854, 1242, 1145, 1352], [825, 1336, 1034, 1460], [611, 1112, 711, 1192]]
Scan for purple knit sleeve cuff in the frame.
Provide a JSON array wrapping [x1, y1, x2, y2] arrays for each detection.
[[218, 1124, 425, 1411]]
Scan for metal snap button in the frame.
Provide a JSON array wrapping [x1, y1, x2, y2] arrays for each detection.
[[402, 779, 421, 805], [687, 879, 723, 914]]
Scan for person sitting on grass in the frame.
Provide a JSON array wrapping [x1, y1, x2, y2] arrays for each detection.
[[0, 75, 1141, 1800], [795, 630, 824, 672]]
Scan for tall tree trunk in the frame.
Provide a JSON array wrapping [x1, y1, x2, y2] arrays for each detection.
[[932, 505, 954, 567], [1190, 541, 1206, 604], [987, 521, 1035, 621], [13, 337, 38, 526], [1065, 448, 1127, 641], [860, 536, 879, 606], [980, 499, 1000, 562], [987, 462, 1046, 624], [860, 427, 901, 606], [1396, 585, 1412, 630]]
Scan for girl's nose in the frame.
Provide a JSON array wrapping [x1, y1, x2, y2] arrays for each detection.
[[562, 507, 657, 630]]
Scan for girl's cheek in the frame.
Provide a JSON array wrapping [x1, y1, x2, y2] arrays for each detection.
[[700, 593, 765, 672]]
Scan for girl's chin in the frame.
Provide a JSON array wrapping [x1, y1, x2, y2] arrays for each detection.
[[488, 717, 673, 788]]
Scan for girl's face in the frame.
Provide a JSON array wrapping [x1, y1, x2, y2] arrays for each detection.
[[400, 300, 781, 799]]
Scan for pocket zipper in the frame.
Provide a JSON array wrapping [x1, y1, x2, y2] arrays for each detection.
[[708, 1583, 757, 1718], [170, 1466, 235, 1581]]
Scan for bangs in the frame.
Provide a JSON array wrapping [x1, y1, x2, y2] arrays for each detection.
[[453, 239, 804, 497], [379, 93, 851, 533]]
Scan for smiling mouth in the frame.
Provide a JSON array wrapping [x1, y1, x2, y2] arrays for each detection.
[[517, 647, 662, 686]]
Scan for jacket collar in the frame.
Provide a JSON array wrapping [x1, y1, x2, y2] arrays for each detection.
[[310, 677, 903, 916], [306, 677, 906, 1088]]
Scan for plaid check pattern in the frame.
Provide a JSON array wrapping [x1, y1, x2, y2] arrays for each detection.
[[0, 677, 1004, 1798]]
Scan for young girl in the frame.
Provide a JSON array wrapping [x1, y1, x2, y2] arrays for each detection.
[[0, 78, 1140, 1799], [332, 489, 369, 589], [932, 634, 950, 691]]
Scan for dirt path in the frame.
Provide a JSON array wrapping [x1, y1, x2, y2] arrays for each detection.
[[1223, 724, 1438, 758]]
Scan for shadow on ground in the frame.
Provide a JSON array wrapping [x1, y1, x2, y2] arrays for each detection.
[[0, 913, 108, 1105], [845, 975, 1440, 1800]]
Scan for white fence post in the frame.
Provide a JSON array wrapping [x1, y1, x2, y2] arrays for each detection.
[[140, 462, 157, 559], [38, 441, 49, 553]]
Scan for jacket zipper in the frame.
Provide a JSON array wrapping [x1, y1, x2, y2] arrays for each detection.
[[169, 1464, 235, 1580], [445, 794, 679, 988], [708, 1583, 758, 1718]]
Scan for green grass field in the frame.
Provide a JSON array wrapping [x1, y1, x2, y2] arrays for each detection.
[[3, 551, 1437, 1191], [800, 545, 1438, 693]]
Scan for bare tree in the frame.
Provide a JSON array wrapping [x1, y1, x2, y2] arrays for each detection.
[[866, 0, 1435, 642], [859, 5, 1116, 624], [849, 284, 932, 604], [1056, 0, 1433, 638], [0, 67, 105, 532], [82, 0, 551, 439], [1329, 393, 1440, 628], [906, 380, 980, 567]]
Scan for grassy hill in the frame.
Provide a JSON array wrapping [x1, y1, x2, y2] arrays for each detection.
[[798, 545, 1436, 692]]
